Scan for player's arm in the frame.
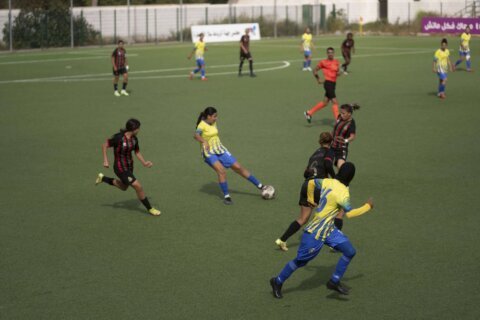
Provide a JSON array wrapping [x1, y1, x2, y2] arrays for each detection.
[[352, 41, 355, 54], [313, 64, 323, 84], [135, 151, 153, 168], [432, 58, 437, 73], [448, 57, 454, 72], [125, 54, 128, 70], [324, 158, 336, 178], [240, 39, 248, 54], [187, 47, 195, 59], [343, 197, 374, 218], [111, 55, 117, 71], [336, 133, 356, 144], [102, 140, 111, 168], [194, 130, 210, 152]]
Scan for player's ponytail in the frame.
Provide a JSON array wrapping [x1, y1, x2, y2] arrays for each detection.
[[196, 106, 217, 126], [340, 103, 360, 114]]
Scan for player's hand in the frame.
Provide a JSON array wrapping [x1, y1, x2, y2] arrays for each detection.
[[366, 197, 374, 209], [126, 65, 129, 71], [202, 142, 210, 152], [335, 136, 346, 144], [144, 161, 153, 168], [103, 161, 109, 168]]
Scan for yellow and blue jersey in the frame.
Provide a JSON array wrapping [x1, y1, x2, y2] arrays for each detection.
[[460, 32, 471, 52], [304, 178, 352, 241], [196, 120, 227, 157], [302, 33, 312, 51], [194, 41, 206, 59], [434, 49, 450, 73]]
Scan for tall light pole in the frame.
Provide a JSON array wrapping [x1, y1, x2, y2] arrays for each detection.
[[8, 0, 12, 51]]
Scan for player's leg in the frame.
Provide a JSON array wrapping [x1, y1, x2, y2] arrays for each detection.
[[131, 179, 161, 215], [466, 51, 472, 71], [113, 72, 120, 96], [200, 60, 206, 80], [326, 230, 356, 294], [210, 160, 232, 204], [230, 161, 264, 190], [239, 56, 245, 76], [121, 71, 129, 96], [455, 52, 465, 68], [307, 52, 312, 70], [334, 148, 347, 169], [96, 173, 128, 191], [438, 73, 447, 98], [306, 95, 330, 120], [276, 205, 312, 251], [331, 97, 339, 119], [271, 231, 323, 298], [248, 56, 255, 77]]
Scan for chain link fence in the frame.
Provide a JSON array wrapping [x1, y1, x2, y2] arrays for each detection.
[[0, 1, 477, 51]]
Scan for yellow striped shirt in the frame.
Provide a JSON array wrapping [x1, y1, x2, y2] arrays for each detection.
[[460, 32, 471, 51], [302, 33, 313, 51], [196, 120, 227, 157], [434, 49, 450, 73]]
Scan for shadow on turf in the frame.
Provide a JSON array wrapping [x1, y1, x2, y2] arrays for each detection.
[[281, 265, 363, 301], [101, 199, 149, 215], [200, 182, 259, 198]]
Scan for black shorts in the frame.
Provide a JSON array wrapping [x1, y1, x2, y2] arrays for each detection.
[[342, 50, 351, 60], [298, 179, 320, 207], [324, 81, 336, 100], [113, 67, 127, 76], [333, 148, 348, 165], [240, 51, 252, 60], [114, 167, 137, 186]]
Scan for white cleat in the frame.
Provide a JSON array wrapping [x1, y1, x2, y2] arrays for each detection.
[[307, 67, 312, 71], [114, 90, 120, 97], [121, 90, 129, 96]]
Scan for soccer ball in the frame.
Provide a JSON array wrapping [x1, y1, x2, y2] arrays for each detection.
[[261, 185, 276, 200]]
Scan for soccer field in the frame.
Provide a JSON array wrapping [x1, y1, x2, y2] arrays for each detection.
[[1, 35, 479, 319]]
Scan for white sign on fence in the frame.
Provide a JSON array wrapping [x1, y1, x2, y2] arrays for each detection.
[[191, 23, 261, 43]]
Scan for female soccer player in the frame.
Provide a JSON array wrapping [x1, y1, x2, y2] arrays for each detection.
[[188, 33, 207, 81], [239, 28, 256, 77], [95, 119, 161, 216], [111, 40, 129, 97], [194, 107, 268, 205], [304, 47, 342, 122], [454, 27, 472, 72], [341, 32, 355, 74], [433, 38, 454, 99], [332, 103, 360, 169], [270, 162, 374, 298], [300, 27, 314, 71], [275, 132, 336, 252]]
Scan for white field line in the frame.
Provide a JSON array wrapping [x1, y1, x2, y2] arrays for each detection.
[[0, 61, 291, 84], [0, 50, 431, 84], [0, 54, 138, 65]]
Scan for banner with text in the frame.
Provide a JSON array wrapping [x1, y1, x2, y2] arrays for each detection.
[[191, 23, 261, 43], [422, 17, 480, 34]]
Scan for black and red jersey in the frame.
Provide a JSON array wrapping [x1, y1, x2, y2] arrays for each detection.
[[342, 39, 355, 51], [240, 35, 250, 52], [107, 132, 139, 172], [305, 147, 336, 179], [112, 48, 127, 69], [332, 118, 356, 149]]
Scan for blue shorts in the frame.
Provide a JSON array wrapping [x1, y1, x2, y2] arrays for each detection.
[[459, 50, 470, 57], [204, 151, 237, 169], [304, 50, 311, 58], [296, 228, 350, 262], [437, 72, 447, 81], [196, 58, 205, 67]]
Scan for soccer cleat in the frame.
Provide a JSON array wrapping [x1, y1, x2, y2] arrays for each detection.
[[270, 277, 283, 299], [114, 90, 121, 97], [201, 77, 208, 81], [120, 90, 129, 96], [223, 196, 233, 205], [326, 280, 349, 295], [302, 67, 308, 71], [95, 173, 104, 186], [307, 67, 312, 71], [148, 207, 161, 216], [343, 71, 349, 75], [304, 111, 312, 123], [250, 73, 257, 78], [189, 72, 194, 80], [275, 239, 288, 251]]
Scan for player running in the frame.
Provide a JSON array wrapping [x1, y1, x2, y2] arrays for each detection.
[[275, 132, 336, 252], [341, 32, 355, 74], [433, 38, 454, 99], [304, 47, 342, 122], [332, 104, 360, 169], [300, 27, 314, 71], [454, 27, 472, 72], [111, 40, 129, 97], [95, 119, 161, 216], [188, 33, 208, 81], [239, 28, 256, 77], [194, 107, 269, 205], [270, 162, 374, 298]]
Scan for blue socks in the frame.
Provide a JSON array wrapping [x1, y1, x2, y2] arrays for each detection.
[[193, 68, 200, 74], [303, 61, 307, 68], [455, 59, 462, 67], [466, 60, 471, 70], [277, 260, 299, 284], [439, 83, 445, 93], [201, 69, 205, 77], [247, 174, 262, 188], [330, 241, 356, 283], [307, 59, 311, 67], [219, 181, 229, 197]]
